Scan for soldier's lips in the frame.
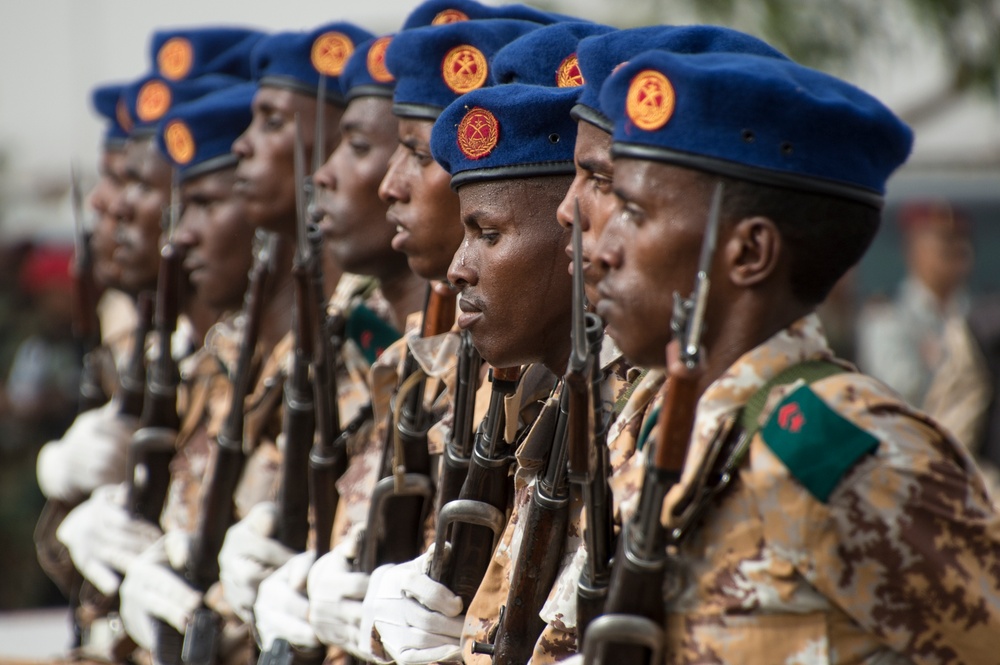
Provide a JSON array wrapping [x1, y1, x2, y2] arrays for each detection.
[[457, 295, 484, 329]]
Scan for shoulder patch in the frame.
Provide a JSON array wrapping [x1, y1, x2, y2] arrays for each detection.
[[761, 383, 878, 503], [346, 303, 402, 366]]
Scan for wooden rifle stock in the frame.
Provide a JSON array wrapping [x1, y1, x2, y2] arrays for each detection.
[[429, 364, 518, 608], [479, 381, 571, 664]]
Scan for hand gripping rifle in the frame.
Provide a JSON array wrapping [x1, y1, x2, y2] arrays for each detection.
[[357, 284, 455, 574], [149, 232, 281, 664], [70, 162, 108, 412], [428, 361, 518, 609], [565, 204, 613, 639], [581, 182, 725, 665]]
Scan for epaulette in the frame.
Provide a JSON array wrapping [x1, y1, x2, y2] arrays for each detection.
[[760, 376, 879, 503]]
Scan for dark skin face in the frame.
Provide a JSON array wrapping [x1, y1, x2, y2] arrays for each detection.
[[379, 118, 463, 281], [449, 176, 574, 374], [595, 158, 807, 388], [314, 96, 406, 278], [109, 137, 171, 295], [232, 86, 343, 237], [175, 167, 255, 313], [91, 147, 127, 290], [555, 120, 615, 306]]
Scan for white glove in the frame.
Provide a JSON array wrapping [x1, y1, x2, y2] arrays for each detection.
[[119, 533, 202, 650], [55, 483, 163, 595], [255, 550, 319, 650], [37, 401, 138, 502], [361, 546, 464, 665], [307, 539, 371, 649], [218, 502, 296, 622]]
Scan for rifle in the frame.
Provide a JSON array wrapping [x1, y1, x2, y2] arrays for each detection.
[[357, 284, 455, 573], [126, 171, 183, 525], [433, 331, 481, 513], [566, 203, 614, 637], [70, 162, 108, 412], [117, 292, 155, 419], [581, 182, 725, 665], [260, 109, 353, 665], [428, 362, 518, 608], [128, 173, 183, 665], [150, 232, 281, 665]]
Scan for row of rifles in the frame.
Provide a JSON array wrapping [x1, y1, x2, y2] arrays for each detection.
[[66, 110, 719, 665]]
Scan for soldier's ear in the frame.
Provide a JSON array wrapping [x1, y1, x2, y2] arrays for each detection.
[[723, 216, 781, 288]]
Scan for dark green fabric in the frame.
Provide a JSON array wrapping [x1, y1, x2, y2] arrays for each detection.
[[346, 303, 401, 365], [761, 382, 878, 503]]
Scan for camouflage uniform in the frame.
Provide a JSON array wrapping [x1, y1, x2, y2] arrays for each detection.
[[461, 341, 645, 664], [648, 313, 1000, 664]]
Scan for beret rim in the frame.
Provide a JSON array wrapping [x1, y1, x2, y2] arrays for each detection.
[[450, 160, 575, 191], [259, 76, 346, 106], [392, 102, 444, 121], [103, 137, 128, 151], [611, 142, 885, 209], [131, 126, 159, 139], [346, 85, 395, 103], [178, 154, 240, 182], [570, 103, 611, 133]]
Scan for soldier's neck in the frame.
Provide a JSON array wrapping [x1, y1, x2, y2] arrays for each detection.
[[380, 268, 428, 332], [258, 241, 296, 357]]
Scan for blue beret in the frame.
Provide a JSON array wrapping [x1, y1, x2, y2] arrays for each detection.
[[156, 82, 255, 181], [91, 82, 130, 149], [576, 26, 788, 132], [149, 28, 265, 81], [251, 22, 375, 105], [490, 21, 615, 87], [431, 83, 579, 189], [340, 35, 396, 102], [600, 51, 913, 207], [386, 20, 540, 120], [120, 74, 243, 137], [401, 0, 569, 30]]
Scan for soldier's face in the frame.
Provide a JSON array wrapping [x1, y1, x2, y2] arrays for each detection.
[[314, 96, 403, 276], [449, 176, 574, 372], [91, 147, 127, 290], [232, 86, 343, 237], [379, 118, 463, 281], [556, 120, 615, 307], [175, 167, 254, 312], [595, 159, 707, 368], [111, 137, 170, 295]]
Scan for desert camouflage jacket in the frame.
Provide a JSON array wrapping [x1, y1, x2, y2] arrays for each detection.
[[647, 313, 999, 665]]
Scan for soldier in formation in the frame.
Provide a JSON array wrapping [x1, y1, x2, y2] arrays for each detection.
[[38, 1, 1000, 664]]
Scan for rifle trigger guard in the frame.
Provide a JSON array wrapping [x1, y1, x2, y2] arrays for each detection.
[[581, 613, 665, 665], [429, 499, 507, 581]]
